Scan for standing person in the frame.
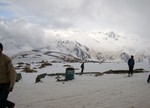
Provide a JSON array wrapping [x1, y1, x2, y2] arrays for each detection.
[[81, 62, 84, 74], [0, 43, 16, 108], [127, 55, 135, 77]]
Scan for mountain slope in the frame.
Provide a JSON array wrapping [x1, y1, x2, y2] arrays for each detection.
[[2, 29, 150, 62]]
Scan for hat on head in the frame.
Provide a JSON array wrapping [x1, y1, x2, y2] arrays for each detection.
[[0, 43, 3, 50]]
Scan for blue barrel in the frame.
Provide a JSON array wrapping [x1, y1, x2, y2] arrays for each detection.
[[65, 68, 74, 80]]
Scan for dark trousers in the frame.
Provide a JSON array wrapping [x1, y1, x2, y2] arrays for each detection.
[[147, 75, 150, 83], [0, 83, 15, 108], [81, 68, 84, 74], [128, 66, 134, 75]]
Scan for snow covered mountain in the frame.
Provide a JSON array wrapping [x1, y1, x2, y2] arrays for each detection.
[[1, 17, 150, 63], [9, 29, 150, 63]]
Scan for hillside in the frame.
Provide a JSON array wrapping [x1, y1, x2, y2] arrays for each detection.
[[10, 30, 150, 63]]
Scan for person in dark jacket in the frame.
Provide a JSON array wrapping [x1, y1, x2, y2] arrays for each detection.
[[147, 74, 150, 83], [80, 62, 84, 74], [128, 55, 135, 77], [0, 43, 16, 108]]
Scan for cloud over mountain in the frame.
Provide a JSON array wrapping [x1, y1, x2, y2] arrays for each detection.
[[1, 18, 150, 62]]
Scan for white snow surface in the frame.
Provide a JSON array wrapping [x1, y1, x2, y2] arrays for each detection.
[[8, 62, 150, 108]]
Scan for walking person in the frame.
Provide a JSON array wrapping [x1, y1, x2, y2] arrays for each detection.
[[0, 43, 16, 108], [127, 55, 135, 77], [80, 62, 84, 74], [147, 74, 150, 83]]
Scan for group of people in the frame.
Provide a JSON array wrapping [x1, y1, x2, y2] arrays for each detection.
[[80, 55, 136, 77], [80, 55, 150, 81], [0, 43, 150, 108]]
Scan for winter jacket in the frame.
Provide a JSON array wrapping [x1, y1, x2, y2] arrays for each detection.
[[0, 53, 16, 88], [128, 58, 135, 67], [81, 63, 84, 68]]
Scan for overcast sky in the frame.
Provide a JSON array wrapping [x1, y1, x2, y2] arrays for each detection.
[[0, 0, 150, 56], [0, 0, 150, 38]]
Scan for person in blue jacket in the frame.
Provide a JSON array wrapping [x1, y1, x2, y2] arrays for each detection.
[[128, 55, 135, 77]]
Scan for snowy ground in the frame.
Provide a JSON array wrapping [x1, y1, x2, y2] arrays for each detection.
[[14, 62, 150, 83], [8, 62, 150, 108]]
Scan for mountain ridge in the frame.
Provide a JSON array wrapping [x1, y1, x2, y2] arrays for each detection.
[[2, 29, 150, 63]]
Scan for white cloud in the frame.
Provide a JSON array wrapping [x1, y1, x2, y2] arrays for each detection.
[[0, 18, 46, 54], [5, 0, 149, 38], [0, 0, 149, 38], [0, 0, 150, 55]]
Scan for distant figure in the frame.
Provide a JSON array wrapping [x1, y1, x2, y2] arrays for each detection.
[[147, 74, 150, 83], [127, 55, 135, 77], [0, 43, 16, 108], [81, 62, 84, 74], [149, 57, 150, 67]]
